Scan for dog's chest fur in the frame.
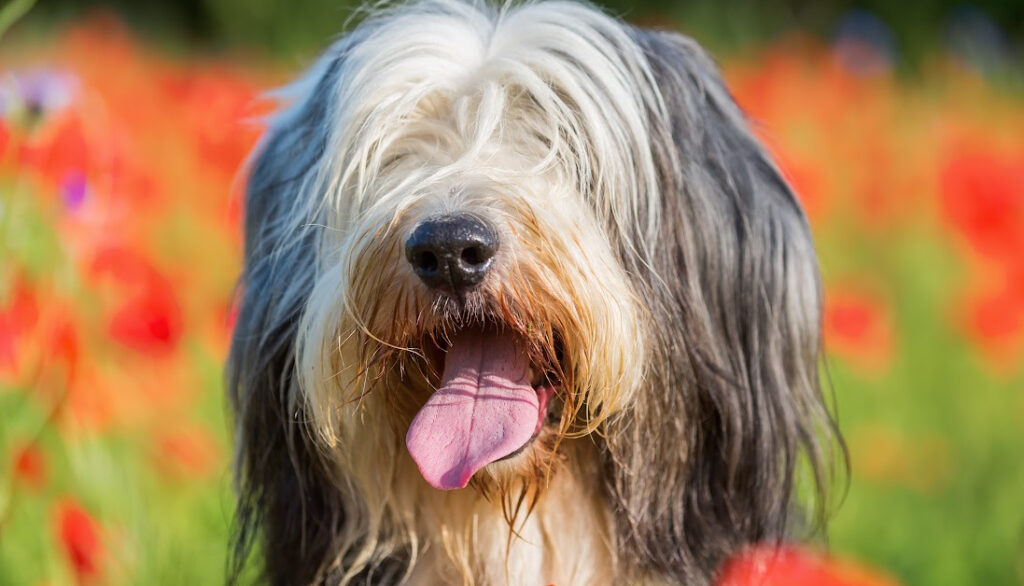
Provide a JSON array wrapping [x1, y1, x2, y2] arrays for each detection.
[[401, 457, 617, 585]]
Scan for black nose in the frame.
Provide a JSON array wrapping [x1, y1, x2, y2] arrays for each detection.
[[405, 214, 499, 295]]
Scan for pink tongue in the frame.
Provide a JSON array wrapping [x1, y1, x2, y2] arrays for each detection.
[[406, 329, 540, 490]]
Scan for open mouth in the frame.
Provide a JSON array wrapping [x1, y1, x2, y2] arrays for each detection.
[[405, 323, 560, 490]]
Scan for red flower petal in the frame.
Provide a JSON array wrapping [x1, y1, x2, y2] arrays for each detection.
[[89, 247, 184, 356], [718, 545, 900, 586], [0, 279, 39, 379], [14, 443, 47, 490], [940, 145, 1024, 264], [958, 288, 1024, 371], [107, 287, 183, 355], [48, 316, 81, 387], [825, 287, 894, 373], [20, 115, 92, 189], [55, 500, 104, 582], [0, 119, 9, 158]]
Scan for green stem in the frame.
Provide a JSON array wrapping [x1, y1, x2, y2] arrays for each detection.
[[0, 0, 37, 42], [0, 370, 68, 537]]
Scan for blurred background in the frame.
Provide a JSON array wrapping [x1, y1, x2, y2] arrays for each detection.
[[1, 0, 1022, 584]]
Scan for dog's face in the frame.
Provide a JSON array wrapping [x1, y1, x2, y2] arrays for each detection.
[[294, 4, 663, 496], [315, 167, 645, 491], [229, 2, 841, 584]]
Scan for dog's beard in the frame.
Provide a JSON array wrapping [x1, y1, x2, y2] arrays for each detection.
[[327, 255, 626, 491], [354, 280, 571, 489]]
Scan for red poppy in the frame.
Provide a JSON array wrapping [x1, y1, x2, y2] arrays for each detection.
[[940, 137, 1024, 369], [14, 443, 47, 490], [717, 545, 900, 586], [959, 288, 1024, 372], [824, 287, 894, 374], [0, 278, 39, 380], [970, 291, 1022, 345], [19, 114, 92, 191], [940, 144, 1024, 265], [55, 500, 105, 583], [89, 246, 183, 356], [107, 285, 183, 356], [47, 315, 82, 389], [0, 119, 9, 158]]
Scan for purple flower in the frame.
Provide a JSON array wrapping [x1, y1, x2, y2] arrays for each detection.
[[0, 69, 79, 121], [60, 170, 88, 212]]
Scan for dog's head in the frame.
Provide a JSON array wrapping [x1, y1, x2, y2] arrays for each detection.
[[229, 2, 843, 584]]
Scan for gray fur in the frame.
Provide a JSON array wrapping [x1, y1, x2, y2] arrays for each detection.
[[598, 28, 843, 584], [227, 40, 412, 585]]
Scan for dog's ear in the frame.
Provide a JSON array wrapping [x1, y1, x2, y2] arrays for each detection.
[[227, 43, 406, 585], [601, 30, 843, 584], [226, 51, 338, 586]]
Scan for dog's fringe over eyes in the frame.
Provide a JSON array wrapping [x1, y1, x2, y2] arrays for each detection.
[[226, 1, 846, 584]]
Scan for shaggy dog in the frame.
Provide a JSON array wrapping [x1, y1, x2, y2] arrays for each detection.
[[227, 1, 843, 584]]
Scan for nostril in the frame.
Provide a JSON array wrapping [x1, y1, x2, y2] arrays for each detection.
[[413, 250, 439, 273], [460, 245, 487, 267]]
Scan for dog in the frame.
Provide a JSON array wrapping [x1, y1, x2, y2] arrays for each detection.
[[227, 1, 843, 584]]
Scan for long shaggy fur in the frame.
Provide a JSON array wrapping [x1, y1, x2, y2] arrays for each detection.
[[227, 2, 844, 584]]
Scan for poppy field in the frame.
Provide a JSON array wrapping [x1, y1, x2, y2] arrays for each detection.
[[1, 14, 1023, 586]]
